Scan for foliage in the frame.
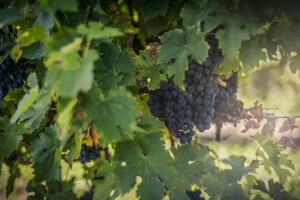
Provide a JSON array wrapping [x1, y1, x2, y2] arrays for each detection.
[[0, 0, 300, 199]]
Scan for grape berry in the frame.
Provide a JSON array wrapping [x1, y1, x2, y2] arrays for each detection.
[[80, 144, 100, 164]]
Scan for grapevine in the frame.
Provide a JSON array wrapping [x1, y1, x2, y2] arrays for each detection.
[[0, 1, 300, 200]]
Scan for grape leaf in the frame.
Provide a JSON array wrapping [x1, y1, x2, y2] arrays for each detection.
[[216, 57, 240, 74], [0, 6, 23, 29], [78, 86, 140, 145], [11, 25, 46, 60], [134, 0, 169, 21], [223, 155, 260, 182], [204, 172, 247, 200], [11, 73, 39, 123], [45, 49, 99, 97], [10, 86, 38, 122], [143, 16, 170, 37], [0, 118, 25, 174], [12, 87, 52, 131], [135, 49, 166, 90], [169, 144, 211, 200], [27, 180, 77, 200], [113, 134, 175, 200], [180, 0, 208, 27], [3, 89, 25, 103], [10, 74, 51, 131], [29, 126, 61, 182], [77, 22, 123, 39], [44, 28, 78, 56], [39, 0, 78, 13], [137, 113, 165, 132], [64, 132, 83, 162], [254, 138, 295, 183], [158, 26, 209, 87], [34, 12, 55, 35], [216, 24, 251, 59], [57, 98, 78, 133], [94, 160, 121, 200], [239, 35, 267, 69], [22, 41, 44, 60], [94, 42, 136, 91], [254, 180, 290, 200]]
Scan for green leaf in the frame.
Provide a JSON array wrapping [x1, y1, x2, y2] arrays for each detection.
[[38, 0, 78, 13], [253, 135, 295, 183], [94, 42, 136, 91], [0, 118, 25, 173], [57, 98, 78, 133], [143, 16, 170, 37], [169, 144, 211, 200], [6, 159, 21, 197], [113, 134, 175, 200], [27, 180, 77, 199], [79, 86, 140, 145], [216, 56, 240, 74], [34, 12, 55, 35], [94, 160, 121, 200], [135, 49, 166, 90], [217, 24, 251, 59], [223, 155, 260, 182], [11, 73, 39, 124], [239, 35, 267, 69], [65, 132, 83, 162], [158, 26, 209, 87], [12, 87, 52, 131], [10, 87, 39, 123], [11, 25, 46, 60], [204, 172, 247, 200], [45, 49, 99, 97], [134, 0, 169, 21], [29, 126, 61, 182], [137, 113, 165, 132], [3, 89, 25, 103], [0, 6, 23, 29], [180, 0, 208, 27], [77, 22, 123, 39], [27, 73, 39, 89], [22, 41, 44, 60], [254, 180, 290, 200]]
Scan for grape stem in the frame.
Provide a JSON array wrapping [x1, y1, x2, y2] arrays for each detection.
[[215, 122, 222, 142]]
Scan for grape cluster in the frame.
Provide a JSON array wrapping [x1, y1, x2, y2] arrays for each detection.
[[186, 190, 205, 200], [148, 34, 223, 144], [148, 78, 195, 144], [0, 29, 30, 100], [80, 144, 100, 163], [213, 72, 243, 124], [184, 34, 223, 132]]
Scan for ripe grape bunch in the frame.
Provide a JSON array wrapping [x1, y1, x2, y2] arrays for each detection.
[[0, 29, 30, 100], [213, 72, 243, 124], [80, 144, 100, 164], [148, 33, 223, 144], [184, 33, 223, 132], [148, 78, 196, 144]]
